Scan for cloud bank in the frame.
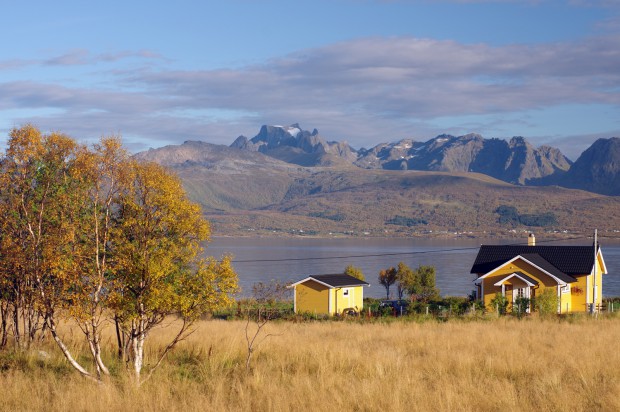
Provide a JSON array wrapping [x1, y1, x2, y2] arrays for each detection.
[[1, 34, 619, 158]]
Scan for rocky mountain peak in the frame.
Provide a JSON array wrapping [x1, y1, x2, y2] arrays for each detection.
[[230, 123, 357, 166], [556, 137, 620, 195], [508, 136, 530, 147], [354, 133, 571, 184], [139, 124, 619, 197]]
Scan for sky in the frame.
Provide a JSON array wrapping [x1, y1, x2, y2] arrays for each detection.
[[1, 0, 619, 160]]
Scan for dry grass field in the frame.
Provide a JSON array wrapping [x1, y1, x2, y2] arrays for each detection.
[[1, 316, 620, 411]]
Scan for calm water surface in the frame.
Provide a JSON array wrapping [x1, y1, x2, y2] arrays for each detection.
[[204, 237, 620, 299]]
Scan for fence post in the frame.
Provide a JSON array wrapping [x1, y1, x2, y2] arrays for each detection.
[[425, 306, 429, 316]]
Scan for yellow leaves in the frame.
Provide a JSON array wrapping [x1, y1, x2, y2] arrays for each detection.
[[6, 123, 44, 163], [0, 125, 241, 381], [176, 255, 239, 320], [0, 124, 238, 338], [113, 159, 233, 324]]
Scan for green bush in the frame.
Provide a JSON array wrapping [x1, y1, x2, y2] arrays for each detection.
[[513, 296, 530, 318], [532, 288, 558, 315], [490, 293, 509, 315], [440, 296, 470, 316]]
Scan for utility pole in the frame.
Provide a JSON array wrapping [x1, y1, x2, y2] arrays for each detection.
[[592, 229, 598, 314]]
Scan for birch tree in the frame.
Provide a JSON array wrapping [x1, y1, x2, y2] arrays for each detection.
[[344, 265, 365, 281], [0, 124, 46, 348], [63, 137, 128, 379], [112, 161, 238, 384], [0, 125, 80, 349], [396, 262, 414, 300], [0, 126, 238, 384], [0, 125, 107, 382], [378, 267, 397, 299], [406, 265, 440, 303]]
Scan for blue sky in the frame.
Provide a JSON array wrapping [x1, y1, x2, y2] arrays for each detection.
[[1, 0, 619, 159]]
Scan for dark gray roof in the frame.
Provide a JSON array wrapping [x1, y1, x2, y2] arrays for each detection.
[[471, 244, 599, 282], [519, 254, 576, 283], [309, 274, 370, 287]]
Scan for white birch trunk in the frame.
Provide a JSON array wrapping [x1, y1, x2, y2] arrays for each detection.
[[48, 319, 99, 383], [131, 318, 146, 385]]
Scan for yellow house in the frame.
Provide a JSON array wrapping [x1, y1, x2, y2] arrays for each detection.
[[290, 274, 369, 316], [471, 234, 607, 314]]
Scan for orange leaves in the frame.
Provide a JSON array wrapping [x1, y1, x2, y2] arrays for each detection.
[[0, 125, 238, 378], [112, 159, 229, 323], [5, 123, 44, 163]]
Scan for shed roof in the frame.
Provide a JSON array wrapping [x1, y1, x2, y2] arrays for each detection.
[[471, 244, 602, 279], [291, 274, 370, 288]]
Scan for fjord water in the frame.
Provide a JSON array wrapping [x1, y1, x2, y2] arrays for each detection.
[[205, 237, 620, 299]]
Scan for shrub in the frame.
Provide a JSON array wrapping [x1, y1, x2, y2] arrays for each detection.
[[513, 296, 530, 318], [532, 288, 558, 315], [489, 293, 509, 315], [441, 296, 470, 316]]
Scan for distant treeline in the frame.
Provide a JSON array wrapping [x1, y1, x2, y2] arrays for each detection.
[[495, 205, 558, 227], [386, 215, 428, 227]]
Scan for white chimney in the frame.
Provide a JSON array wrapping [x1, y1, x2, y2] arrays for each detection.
[[528, 233, 535, 246]]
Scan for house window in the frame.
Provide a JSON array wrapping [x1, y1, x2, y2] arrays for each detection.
[[343, 288, 349, 297]]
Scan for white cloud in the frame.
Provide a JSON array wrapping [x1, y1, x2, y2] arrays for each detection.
[[128, 35, 620, 119], [1, 35, 619, 156], [0, 50, 163, 70]]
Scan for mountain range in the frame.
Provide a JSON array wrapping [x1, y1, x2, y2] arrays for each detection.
[[135, 124, 620, 236], [229, 124, 620, 191]]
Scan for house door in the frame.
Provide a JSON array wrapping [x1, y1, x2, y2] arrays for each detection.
[[342, 288, 351, 312], [513, 287, 531, 313]]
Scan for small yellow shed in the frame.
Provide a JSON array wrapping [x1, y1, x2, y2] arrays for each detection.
[[290, 274, 369, 316]]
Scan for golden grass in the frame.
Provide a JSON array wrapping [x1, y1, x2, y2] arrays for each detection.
[[1, 316, 620, 411]]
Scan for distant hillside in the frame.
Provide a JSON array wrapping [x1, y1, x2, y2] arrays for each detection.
[[135, 140, 620, 237], [135, 141, 305, 211]]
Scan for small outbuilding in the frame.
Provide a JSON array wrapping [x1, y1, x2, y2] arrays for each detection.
[[290, 274, 369, 316]]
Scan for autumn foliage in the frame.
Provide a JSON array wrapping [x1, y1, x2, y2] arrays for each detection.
[[0, 125, 238, 384]]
